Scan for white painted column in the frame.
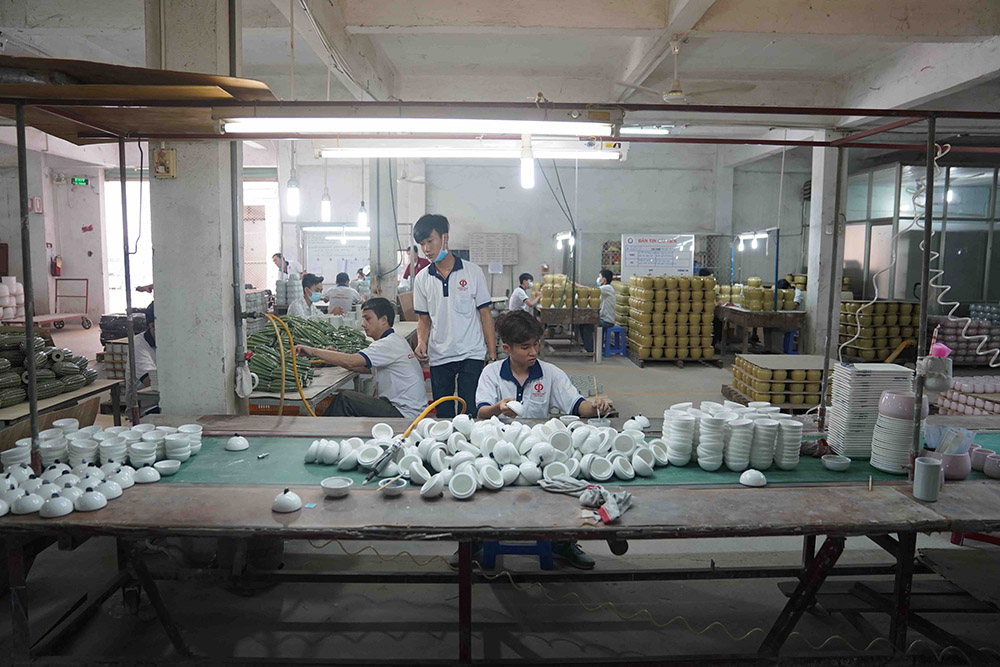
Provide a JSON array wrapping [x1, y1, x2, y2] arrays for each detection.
[[803, 132, 846, 355], [145, 0, 242, 414]]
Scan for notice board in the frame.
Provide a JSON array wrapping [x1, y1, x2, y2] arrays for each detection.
[[621, 234, 695, 280], [469, 233, 518, 265]]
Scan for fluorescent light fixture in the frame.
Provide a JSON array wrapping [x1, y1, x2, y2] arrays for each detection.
[[320, 187, 331, 223], [520, 135, 535, 189], [286, 171, 300, 218], [620, 125, 673, 136], [319, 147, 621, 160], [357, 201, 368, 229], [224, 117, 613, 137], [325, 235, 370, 242]]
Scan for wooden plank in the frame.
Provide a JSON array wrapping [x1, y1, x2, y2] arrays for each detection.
[[0, 380, 120, 427], [898, 481, 1000, 533], [920, 549, 1000, 608], [737, 354, 832, 371], [0, 84, 235, 100], [776, 581, 995, 613]]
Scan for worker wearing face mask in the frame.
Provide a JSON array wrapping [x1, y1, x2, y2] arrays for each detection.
[[287, 273, 325, 319], [508, 272, 541, 312], [579, 269, 617, 353]]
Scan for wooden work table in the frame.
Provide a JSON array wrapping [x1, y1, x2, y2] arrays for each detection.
[[716, 304, 805, 354]]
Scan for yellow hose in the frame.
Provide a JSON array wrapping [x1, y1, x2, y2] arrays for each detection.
[[401, 395, 466, 439], [264, 314, 287, 415], [264, 313, 318, 417]]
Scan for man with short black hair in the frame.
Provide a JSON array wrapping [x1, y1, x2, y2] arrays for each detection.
[[272, 253, 303, 279], [508, 273, 540, 313], [580, 268, 617, 353], [295, 298, 426, 418], [402, 245, 430, 280], [412, 214, 496, 418], [323, 272, 364, 315]]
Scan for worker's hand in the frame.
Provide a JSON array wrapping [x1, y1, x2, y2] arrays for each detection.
[[496, 398, 519, 418], [331, 306, 345, 315], [294, 345, 313, 357], [591, 396, 611, 415], [414, 340, 428, 361], [136, 284, 153, 293]]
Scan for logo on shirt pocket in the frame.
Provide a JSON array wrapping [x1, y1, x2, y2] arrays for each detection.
[[459, 279, 468, 289], [531, 382, 545, 398]]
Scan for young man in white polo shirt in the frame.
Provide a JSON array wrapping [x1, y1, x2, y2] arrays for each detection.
[[508, 272, 540, 313], [476, 310, 610, 569], [412, 214, 496, 418], [294, 298, 426, 418]]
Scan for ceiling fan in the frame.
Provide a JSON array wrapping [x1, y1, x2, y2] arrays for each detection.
[[618, 40, 755, 104]]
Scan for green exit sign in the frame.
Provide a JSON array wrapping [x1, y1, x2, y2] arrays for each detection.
[[71, 177, 89, 186]]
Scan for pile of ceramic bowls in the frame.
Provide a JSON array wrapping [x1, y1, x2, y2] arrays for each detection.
[[750, 418, 779, 470], [724, 419, 754, 471], [1, 442, 31, 469], [774, 419, 804, 470], [306, 412, 669, 501], [696, 415, 725, 471], [665, 413, 696, 466]]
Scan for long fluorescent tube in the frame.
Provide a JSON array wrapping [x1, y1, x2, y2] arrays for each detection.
[[325, 235, 370, 241], [319, 147, 621, 160], [224, 117, 613, 137], [620, 125, 673, 136]]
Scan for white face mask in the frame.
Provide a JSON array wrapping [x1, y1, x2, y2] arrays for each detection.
[[596, 276, 604, 286], [526, 281, 533, 289]]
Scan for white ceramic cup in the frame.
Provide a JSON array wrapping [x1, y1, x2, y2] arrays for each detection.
[[913, 457, 943, 502]]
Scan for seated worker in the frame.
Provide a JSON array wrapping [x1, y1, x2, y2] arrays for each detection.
[[295, 298, 426, 419], [134, 302, 157, 388], [776, 278, 804, 310], [323, 272, 364, 315], [579, 269, 616, 354], [508, 273, 541, 312], [475, 310, 609, 570], [287, 273, 325, 319]]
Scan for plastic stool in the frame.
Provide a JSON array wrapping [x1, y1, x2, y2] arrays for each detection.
[[481, 541, 554, 570], [603, 326, 627, 358], [783, 330, 799, 354]]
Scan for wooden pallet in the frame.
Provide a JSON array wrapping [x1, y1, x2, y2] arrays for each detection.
[[627, 346, 724, 369], [721, 383, 824, 413]]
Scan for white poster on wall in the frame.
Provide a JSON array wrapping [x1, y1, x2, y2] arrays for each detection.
[[305, 233, 370, 284], [620, 234, 695, 281]]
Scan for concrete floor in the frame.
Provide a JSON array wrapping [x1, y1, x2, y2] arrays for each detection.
[[2, 327, 997, 662]]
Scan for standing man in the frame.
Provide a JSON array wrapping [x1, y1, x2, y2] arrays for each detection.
[[402, 245, 430, 281], [412, 214, 496, 418], [296, 298, 426, 418], [508, 273, 541, 313], [323, 272, 364, 315], [272, 253, 303, 279]]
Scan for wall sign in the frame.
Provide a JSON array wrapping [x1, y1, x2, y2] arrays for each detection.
[[620, 234, 695, 280]]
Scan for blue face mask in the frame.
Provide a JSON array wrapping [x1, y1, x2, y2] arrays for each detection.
[[309, 292, 322, 303], [434, 248, 448, 263]]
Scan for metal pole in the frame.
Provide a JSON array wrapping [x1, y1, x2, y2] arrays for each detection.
[[229, 0, 247, 412], [119, 138, 139, 425], [911, 115, 936, 469], [15, 103, 39, 462], [773, 231, 780, 310], [817, 147, 847, 431]]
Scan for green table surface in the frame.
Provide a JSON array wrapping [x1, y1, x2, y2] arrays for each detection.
[[158, 434, 1000, 488]]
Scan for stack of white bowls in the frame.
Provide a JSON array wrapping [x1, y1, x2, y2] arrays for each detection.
[[128, 442, 157, 468], [52, 418, 80, 435], [68, 438, 99, 466], [725, 418, 753, 471], [774, 419, 804, 470], [164, 433, 192, 462], [750, 418, 779, 470], [98, 437, 127, 465], [697, 415, 725, 471], [666, 414, 696, 466], [140, 430, 166, 460], [2, 441, 31, 468], [178, 424, 203, 455], [39, 438, 69, 467]]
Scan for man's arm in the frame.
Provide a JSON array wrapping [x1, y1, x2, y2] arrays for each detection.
[[525, 293, 541, 307], [415, 314, 431, 361], [577, 396, 611, 419], [478, 397, 518, 419], [295, 345, 369, 373], [479, 306, 497, 361]]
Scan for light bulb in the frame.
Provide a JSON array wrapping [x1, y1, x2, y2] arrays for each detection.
[[320, 188, 331, 223], [751, 236, 758, 249], [556, 238, 563, 250], [520, 135, 535, 189], [357, 201, 368, 229], [738, 239, 745, 252], [286, 172, 300, 218], [568, 235, 575, 247], [946, 189, 954, 202], [340, 228, 346, 245]]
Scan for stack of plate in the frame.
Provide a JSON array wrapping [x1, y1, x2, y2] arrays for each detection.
[[774, 419, 804, 470], [724, 418, 753, 472], [666, 415, 695, 466], [697, 416, 725, 471], [68, 439, 99, 466], [870, 414, 921, 475], [828, 363, 914, 457], [750, 418, 779, 470]]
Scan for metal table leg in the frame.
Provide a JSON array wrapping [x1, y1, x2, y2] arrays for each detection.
[[111, 382, 122, 426], [801, 535, 816, 571], [458, 541, 472, 665], [890, 531, 916, 651], [7, 537, 30, 662], [130, 553, 195, 657], [758, 535, 845, 657]]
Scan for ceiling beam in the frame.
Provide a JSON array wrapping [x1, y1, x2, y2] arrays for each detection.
[[270, 0, 396, 101], [835, 36, 1000, 126], [693, 0, 1000, 41], [613, 0, 719, 102]]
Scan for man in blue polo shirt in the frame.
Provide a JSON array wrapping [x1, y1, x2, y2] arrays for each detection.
[[412, 214, 496, 418]]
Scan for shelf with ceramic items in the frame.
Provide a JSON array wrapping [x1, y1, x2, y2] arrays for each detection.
[[729, 354, 832, 409], [838, 300, 920, 361], [936, 376, 1000, 416], [926, 314, 1000, 367], [624, 274, 718, 367]]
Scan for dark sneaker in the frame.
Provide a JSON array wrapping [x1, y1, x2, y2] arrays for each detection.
[[449, 543, 484, 569], [552, 541, 595, 570]]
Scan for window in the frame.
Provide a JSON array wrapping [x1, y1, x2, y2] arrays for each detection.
[[870, 167, 897, 220], [842, 224, 867, 299], [846, 173, 869, 221], [945, 167, 993, 219]]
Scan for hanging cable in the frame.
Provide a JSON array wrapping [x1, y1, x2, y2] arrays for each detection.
[[130, 141, 144, 255]]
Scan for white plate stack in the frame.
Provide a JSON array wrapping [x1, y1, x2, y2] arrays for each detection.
[[828, 363, 914, 458], [774, 419, 804, 470], [666, 415, 695, 466], [750, 418, 779, 470], [696, 415, 725, 471], [724, 418, 753, 472], [870, 415, 921, 475]]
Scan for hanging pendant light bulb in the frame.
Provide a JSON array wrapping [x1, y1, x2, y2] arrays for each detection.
[[520, 135, 535, 189], [320, 187, 331, 223], [357, 201, 368, 229], [286, 144, 300, 218], [568, 234, 575, 247], [751, 235, 758, 250], [340, 226, 347, 245], [556, 238, 563, 250], [738, 238, 745, 252]]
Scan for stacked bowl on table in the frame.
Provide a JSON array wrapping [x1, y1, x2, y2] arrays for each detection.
[[724, 419, 753, 471], [870, 390, 928, 475]]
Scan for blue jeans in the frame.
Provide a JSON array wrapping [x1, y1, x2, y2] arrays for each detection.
[[579, 320, 616, 353], [430, 359, 484, 418]]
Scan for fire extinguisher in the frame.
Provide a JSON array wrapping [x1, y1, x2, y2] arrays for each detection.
[[51, 255, 62, 277]]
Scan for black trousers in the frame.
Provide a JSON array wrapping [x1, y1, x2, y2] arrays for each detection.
[[324, 390, 403, 418]]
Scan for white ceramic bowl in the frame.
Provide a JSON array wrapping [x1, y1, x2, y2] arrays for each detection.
[[154, 460, 181, 476], [371, 423, 394, 440], [420, 473, 445, 499], [321, 476, 353, 498], [378, 477, 408, 497], [272, 488, 302, 512], [448, 471, 477, 500], [821, 454, 851, 472]]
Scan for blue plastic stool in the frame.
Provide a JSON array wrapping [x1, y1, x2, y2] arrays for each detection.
[[783, 330, 799, 354], [481, 541, 554, 570], [603, 326, 627, 358]]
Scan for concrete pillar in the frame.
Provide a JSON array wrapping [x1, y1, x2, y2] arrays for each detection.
[[0, 152, 51, 314], [369, 158, 398, 302], [803, 132, 846, 355], [145, 0, 242, 414]]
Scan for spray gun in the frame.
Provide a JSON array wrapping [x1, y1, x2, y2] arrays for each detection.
[[363, 436, 404, 485]]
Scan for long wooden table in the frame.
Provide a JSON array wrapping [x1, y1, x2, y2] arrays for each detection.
[[717, 304, 806, 354], [5, 413, 1000, 665]]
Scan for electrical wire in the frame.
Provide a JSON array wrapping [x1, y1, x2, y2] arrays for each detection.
[[131, 141, 144, 255], [538, 162, 574, 227], [376, 160, 404, 282], [264, 313, 317, 417], [303, 539, 995, 662]]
